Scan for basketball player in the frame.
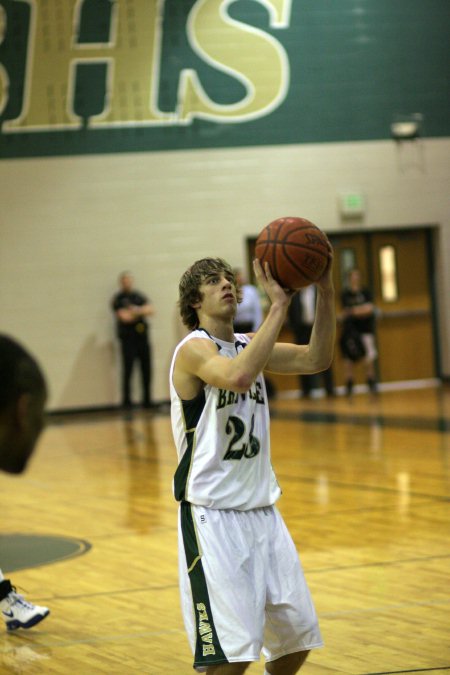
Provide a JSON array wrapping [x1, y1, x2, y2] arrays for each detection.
[[0, 334, 50, 630], [170, 250, 335, 674]]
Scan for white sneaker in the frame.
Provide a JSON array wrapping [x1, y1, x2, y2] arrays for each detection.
[[0, 590, 50, 631]]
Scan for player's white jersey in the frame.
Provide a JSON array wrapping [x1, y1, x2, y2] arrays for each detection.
[[170, 329, 281, 510]]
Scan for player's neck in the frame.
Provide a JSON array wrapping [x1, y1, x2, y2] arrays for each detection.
[[199, 317, 235, 343]]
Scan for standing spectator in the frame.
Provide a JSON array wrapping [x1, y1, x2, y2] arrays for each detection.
[[233, 268, 263, 333], [0, 334, 50, 630], [341, 268, 378, 396], [112, 272, 155, 409], [288, 286, 335, 398]]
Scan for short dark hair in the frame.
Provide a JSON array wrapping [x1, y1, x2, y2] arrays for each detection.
[[178, 258, 242, 330], [0, 335, 47, 410]]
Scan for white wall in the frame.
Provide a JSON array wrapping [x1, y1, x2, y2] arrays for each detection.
[[1, 137, 449, 410]]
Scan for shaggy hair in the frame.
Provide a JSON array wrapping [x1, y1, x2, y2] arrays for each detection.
[[178, 258, 242, 330]]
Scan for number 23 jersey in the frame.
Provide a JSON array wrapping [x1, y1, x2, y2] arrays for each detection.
[[170, 329, 281, 510]]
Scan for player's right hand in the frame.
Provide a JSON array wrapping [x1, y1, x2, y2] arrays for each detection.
[[253, 259, 292, 308]]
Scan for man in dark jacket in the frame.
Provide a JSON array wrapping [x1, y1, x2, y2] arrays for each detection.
[[112, 272, 155, 409]]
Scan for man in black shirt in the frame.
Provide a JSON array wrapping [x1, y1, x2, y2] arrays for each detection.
[[112, 272, 155, 409]]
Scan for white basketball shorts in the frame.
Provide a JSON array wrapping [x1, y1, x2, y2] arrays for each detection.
[[178, 502, 323, 671]]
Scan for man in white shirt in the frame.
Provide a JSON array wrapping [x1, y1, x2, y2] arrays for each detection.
[[288, 286, 335, 398], [232, 268, 263, 333]]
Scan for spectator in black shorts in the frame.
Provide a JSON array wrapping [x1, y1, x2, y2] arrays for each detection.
[[341, 268, 378, 396]]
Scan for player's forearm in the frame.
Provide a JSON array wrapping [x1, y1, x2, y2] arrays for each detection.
[[308, 287, 336, 369], [230, 302, 288, 390]]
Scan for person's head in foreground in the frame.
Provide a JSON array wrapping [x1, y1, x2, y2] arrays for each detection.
[[0, 334, 47, 474]]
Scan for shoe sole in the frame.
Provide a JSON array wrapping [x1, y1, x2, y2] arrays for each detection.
[[6, 609, 50, 631]]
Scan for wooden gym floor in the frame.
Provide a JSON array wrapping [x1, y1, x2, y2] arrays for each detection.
[[0, 385, 449, 674]]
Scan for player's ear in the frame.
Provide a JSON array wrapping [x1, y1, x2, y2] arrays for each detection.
[[191, 290, 203, 310]]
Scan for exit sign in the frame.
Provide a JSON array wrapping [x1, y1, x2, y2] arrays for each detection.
[[338, 192, 366, 217]]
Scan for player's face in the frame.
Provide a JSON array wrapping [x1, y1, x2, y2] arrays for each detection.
[[197, 271, 237, 319]]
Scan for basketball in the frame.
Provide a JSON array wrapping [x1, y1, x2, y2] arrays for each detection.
[[255, 216, 329, 290]]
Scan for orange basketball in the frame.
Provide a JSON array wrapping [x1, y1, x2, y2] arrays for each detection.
[[255, 217, 329, 290]]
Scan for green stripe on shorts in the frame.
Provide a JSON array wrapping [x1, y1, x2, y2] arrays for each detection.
[[180, 502, 227, 668]]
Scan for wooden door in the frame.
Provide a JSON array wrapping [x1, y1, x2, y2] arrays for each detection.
[[370, 229, 436, 383]]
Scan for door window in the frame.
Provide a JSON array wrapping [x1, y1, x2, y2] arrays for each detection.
[[379, 245, 399, 302]]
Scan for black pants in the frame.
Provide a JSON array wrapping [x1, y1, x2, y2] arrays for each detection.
[[120, 335, 152, 406]]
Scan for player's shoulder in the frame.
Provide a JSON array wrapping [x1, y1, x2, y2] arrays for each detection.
[[175, 330, 217, 355], [173, 331, 219, 381]]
